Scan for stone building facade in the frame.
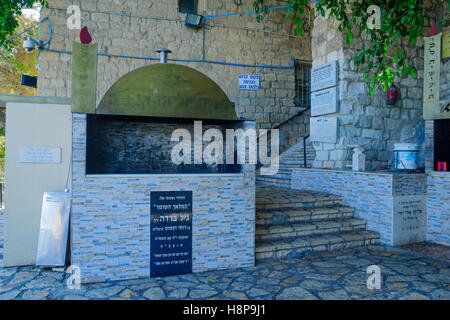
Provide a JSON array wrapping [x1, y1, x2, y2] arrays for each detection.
[[310, 0, 448, 170], [37, 0, 313, 130], [35, 1, 449, 172]]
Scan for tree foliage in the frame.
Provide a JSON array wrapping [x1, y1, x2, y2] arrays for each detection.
[[0, 14, 39, 95], [0, 0, 48, 50], [254, 0, 450, 95]]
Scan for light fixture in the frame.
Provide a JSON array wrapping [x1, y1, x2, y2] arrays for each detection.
[[185, 13, 203, 29], [23, 36, 43, 53]]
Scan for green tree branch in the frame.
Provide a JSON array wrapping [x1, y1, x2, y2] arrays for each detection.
[[0, 0, 48, 51], [254, 0, 450, 95]]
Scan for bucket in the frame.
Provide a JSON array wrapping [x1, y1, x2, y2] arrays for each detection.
[[393, 143, 419, 170]]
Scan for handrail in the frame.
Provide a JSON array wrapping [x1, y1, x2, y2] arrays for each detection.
[[274, 106, 311, 130], [256, 106, 311, 171], [303, 135, 310, 168]]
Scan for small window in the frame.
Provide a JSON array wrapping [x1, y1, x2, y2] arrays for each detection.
[[294, 61, 311, 109], [179, 0, 197, 14]]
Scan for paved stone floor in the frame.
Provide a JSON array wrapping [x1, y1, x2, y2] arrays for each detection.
[[0, 245, 449, 300], [398, 242, 450, 262]]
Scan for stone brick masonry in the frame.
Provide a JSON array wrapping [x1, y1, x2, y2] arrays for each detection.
[[72, 113, 256, 283], [427, 173, 450, 245], [37, 0, 312, 130], [291, 169, 428, 245]]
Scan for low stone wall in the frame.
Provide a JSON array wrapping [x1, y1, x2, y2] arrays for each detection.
[[72, 114, 255, 283], [291, 169, 427, 245], [427, 172, 450, 245]]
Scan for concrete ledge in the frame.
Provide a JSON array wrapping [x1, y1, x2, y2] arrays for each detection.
[[85, 173, 245, 178], [293, 167, 427, 177], [427, 171, 450, 178], [0, 94, 71, 107]]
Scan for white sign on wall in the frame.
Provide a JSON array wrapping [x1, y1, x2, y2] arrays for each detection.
[[310, 117, 338, 143], [311, 87, 339, 116], [392, 195, 427, 246], [238, 74, 260, 90], [19, 147, 61, 163], [423, 33, 446, 120], [311, 61, 338, 92]]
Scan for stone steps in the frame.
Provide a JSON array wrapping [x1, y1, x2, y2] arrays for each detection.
[[255, 186, 380, 260], [256, 186, 342, 210], [255, 230, 380, 260], [255, 218, 367, 241], [256, 139, 315, 188], [282, 158, 314, 165], [256, 205, 355, 226], [256, 176, 292, 188]]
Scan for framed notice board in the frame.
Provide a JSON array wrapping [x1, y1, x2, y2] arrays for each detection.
[[150, 191, 193, 277]]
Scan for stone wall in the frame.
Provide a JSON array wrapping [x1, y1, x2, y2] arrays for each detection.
[[422, 3, 450, 246], [309, 1, 444, 170], [72, 113, 255, 283], [37, 0, 312, 130], [427, 173, 450, 245], [424, 121, 449, 246], [291, 168, 427, 245]]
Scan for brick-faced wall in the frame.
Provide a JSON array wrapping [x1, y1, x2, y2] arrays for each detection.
[[37, 0, 312, 130], [427, 173, 450, 245], [291, 168, 427, 245], [72, 113, 256, 283]]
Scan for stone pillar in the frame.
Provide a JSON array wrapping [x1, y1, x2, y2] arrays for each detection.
[[71, 41, 98, 113]]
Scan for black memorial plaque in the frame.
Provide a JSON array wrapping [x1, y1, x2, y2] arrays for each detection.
[[150, 191, 192, 277]]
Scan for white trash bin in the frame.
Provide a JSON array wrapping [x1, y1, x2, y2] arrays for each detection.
[[393, 143, 419, 170]]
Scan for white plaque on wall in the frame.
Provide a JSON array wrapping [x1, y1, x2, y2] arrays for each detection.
[[311, 87, 339, 116], [392, 195, 427, 246], [311, 61, 338, 92], [310, 117, 338, 143], [238, 74, 260, 90], [19, 147, 61, 163]]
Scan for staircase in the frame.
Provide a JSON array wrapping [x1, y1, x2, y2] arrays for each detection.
[[255, 186, 380, 260], [256, 139, 315, 187]]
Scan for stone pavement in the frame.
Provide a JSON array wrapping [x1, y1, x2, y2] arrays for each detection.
[[0, 245, 449, 300], [398, 242, 450, 262]]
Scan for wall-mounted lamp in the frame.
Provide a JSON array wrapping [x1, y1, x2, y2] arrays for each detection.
[[185, 14, 203, 29]]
